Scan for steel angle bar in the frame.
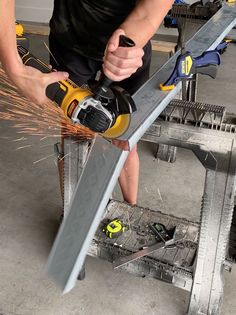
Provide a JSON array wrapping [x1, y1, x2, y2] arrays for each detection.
[[119, 3, 236, 149], [45, 3, 236, 293], [46, 137, 129, 293]]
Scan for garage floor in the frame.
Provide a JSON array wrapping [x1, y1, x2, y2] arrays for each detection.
[[0, 31, 235, 315]]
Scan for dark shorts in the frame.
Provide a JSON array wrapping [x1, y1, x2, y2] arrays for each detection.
[[49, 35, 152, 95]]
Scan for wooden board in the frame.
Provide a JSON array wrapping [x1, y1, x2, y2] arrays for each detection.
[[151, 40, 176, 55]]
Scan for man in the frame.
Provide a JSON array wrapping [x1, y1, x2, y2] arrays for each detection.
[[0, 0, 174, 205]]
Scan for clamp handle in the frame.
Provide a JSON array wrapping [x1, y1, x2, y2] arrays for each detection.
[[194, 50, 221, 68], [193, 50, 221, 79]]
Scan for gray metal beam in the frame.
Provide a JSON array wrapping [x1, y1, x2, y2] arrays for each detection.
[[46, 137, 128, 292], [45, 3, 236, 293]]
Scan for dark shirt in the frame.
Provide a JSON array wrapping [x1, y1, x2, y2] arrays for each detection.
[[50, 0, 137, 61]]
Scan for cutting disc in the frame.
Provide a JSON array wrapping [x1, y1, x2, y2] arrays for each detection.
[[102, 114, 131, 139]]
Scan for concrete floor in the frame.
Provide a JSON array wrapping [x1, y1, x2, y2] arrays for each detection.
[[0, 30, 236, 315]]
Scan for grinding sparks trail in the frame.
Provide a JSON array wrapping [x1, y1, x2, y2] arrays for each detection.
[[0, 68, 94, 140]]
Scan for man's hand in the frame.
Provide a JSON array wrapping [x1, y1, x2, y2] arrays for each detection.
[[103, 29, 144, 82], [5, 59, 68, 105]]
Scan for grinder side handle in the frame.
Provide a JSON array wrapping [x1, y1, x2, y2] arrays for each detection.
[[93, 35, 135, 100]]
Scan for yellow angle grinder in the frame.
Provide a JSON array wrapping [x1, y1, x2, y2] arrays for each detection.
[[17, 35, 136, 139]]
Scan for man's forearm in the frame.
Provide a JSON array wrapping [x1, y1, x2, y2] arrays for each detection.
[[120, 0, 174, 47], [0, 0, 21, 75]]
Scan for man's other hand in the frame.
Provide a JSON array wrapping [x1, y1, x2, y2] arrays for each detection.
[[103, 29, 144, 82], [6, 60, 68, 105]]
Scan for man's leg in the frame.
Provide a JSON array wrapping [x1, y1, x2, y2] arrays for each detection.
[[118, 145, 139, 205]]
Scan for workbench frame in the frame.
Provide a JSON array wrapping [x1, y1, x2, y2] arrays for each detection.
[[144, 119, 236, 314], [61, 111, 236, 315]]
